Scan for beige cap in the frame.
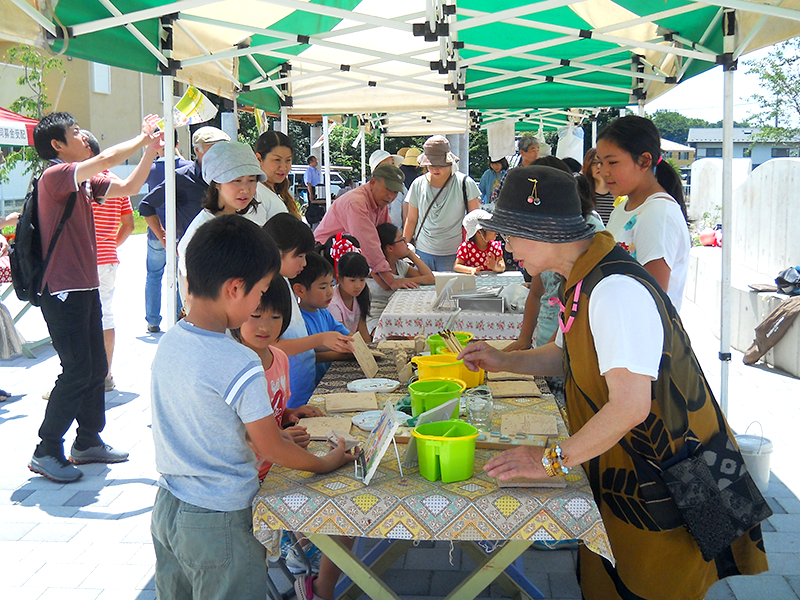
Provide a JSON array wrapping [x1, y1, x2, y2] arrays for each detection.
[[192, 126, 230, 146]]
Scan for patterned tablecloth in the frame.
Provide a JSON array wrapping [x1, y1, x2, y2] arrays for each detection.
[[372, 289, 524, 342], [252, 350, 614, 565]]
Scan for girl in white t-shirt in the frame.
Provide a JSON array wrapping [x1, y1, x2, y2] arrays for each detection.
[[328, 252, 372, 342], [597, 115, 691, 310], [255, 131, 303, 220]]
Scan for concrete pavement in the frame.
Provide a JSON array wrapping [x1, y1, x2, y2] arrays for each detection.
[[0, 234, 798, 600]]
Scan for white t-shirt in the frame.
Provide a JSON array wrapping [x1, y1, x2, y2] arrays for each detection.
[[406, 173, 480, 256], [555, 275, 663, 380], [178, 206, 269, 276], [606, 193, 690, 311], [256, 183, 289, 223], [366, 259, 410, 333]]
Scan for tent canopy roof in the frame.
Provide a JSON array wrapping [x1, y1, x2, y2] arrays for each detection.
[[3, 0, 800, 134]]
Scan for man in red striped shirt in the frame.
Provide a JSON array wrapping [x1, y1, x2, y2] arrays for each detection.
[[84, 131, 135, 392]]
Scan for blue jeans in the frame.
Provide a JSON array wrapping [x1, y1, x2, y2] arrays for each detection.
[[146, 238, 181, 326], [416, 249, 457, 272]]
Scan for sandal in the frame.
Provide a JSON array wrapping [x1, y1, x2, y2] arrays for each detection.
[[294, 574, 323, 600]]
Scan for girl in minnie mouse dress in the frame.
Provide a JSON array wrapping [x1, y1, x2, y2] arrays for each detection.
[[454, 208, 505, 275]]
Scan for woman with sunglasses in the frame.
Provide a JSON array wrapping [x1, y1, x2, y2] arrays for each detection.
[[459, 165, 768, 600]]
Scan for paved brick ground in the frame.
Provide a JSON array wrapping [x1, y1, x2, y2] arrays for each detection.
[[0, 235, 798, 600]]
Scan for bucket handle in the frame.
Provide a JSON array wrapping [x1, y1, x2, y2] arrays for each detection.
[[744, 421, 765, 453]]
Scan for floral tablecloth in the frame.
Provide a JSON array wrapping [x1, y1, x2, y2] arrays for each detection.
[[372, 289, 524, 341], [252, 352, 614, 565]]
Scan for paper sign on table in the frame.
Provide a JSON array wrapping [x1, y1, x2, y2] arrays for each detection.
[[298, 416, 352, 440], [351, 332, 379, 378], [486, 371, 537, 382], [487, 380, 542, 398], [324, 392, 378, 413], [500, 413, 558, 436]]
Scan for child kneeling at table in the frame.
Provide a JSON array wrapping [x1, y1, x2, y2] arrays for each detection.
[[454, 208, 505, 275], [149, 215, 357, 600], [290, 252, 355, 386]]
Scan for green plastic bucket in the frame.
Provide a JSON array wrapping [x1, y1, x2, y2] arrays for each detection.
[[411, 421, 479, 483], [426, 331, 473, 355], [408, 378, 465, 418]]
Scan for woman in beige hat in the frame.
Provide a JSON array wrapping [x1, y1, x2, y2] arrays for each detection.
[[402, 135, 480, 271]]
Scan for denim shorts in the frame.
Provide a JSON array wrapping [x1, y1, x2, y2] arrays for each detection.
[[151, 487, 267, 600]]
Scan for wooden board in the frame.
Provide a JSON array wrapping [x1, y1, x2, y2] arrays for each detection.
[[486, 371, 537, 382], [484, 339, 514, 350], [377, 340, 415, 350], [476, 434, 549, 450], [324, 392, 378, 413], [352, 331, 379, 378], [500, 413, 558, 436], [497, 475, 567, 488], [487, 380, 542, 398], [298, 416, 353, 440]]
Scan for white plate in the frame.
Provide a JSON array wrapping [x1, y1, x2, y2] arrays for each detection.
[[352, 410, 410, 432], [347, 378, 400, 393]]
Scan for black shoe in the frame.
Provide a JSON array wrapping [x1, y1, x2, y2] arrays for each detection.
[[147, 324, 161, 333], [29, 453, 83, 483]]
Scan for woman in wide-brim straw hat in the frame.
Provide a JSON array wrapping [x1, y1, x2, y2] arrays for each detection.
[[458, 165, 768, 600], [402, 135, 480, 271]]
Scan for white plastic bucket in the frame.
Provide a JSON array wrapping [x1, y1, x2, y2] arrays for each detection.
[[735, 433, 773, 495]]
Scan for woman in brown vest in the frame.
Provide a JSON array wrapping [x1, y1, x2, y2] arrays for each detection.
[[459, 165, 768, 600]]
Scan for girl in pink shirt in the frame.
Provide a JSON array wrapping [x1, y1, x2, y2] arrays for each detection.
[[328, 252, 372, 342], [232, 276, 322, 480]]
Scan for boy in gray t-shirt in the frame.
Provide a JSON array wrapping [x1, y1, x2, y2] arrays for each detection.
[[150, 214, 356, 600]]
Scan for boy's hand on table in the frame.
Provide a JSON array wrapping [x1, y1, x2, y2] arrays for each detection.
[[284, 425, 311, 448], [320, 331, 354, 353], [285, 405, 323, 421], [323, 438, 360, 471]]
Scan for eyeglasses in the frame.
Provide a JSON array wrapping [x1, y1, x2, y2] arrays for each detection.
[[391, 236, 406, 245], [591, 160, 601, 167]]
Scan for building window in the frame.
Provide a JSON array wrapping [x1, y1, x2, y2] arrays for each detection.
[[772, 148, 790, 158], [706, 148, 722, 157], [92, 62, 111, 94], [679, 152, 689, 160], [743, 147, 751, 157]]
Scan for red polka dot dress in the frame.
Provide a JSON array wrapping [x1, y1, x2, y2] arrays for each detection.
[[456, 239, 503, 271]]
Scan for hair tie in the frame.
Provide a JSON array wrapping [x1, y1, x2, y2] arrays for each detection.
[[329, 232, 361, 277], [656, 156, 663, 165]]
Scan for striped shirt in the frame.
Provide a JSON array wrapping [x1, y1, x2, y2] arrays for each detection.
[[92, 171, 133, 266]]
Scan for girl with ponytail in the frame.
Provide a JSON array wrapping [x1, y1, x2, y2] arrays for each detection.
[[597, 115, 691, 310]]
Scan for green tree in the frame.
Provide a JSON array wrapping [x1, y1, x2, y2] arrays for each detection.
[[648, 110, 713, 145], [0, 45, 65, 185], [745, 37, 800, 146]]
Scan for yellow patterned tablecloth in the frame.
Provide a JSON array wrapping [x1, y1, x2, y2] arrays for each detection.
[[252, 352, 614, 565]]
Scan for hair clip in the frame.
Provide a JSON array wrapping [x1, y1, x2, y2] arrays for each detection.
[[527, 178, 540, 205]]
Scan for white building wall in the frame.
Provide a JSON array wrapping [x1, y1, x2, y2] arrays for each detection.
[[689, 158, 751, 223]]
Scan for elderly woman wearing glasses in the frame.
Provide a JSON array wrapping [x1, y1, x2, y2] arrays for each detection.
[[458, 165, 768, 600]]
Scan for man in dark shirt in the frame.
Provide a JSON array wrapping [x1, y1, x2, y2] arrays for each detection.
[[137, 126, 228, 332], [29, 111, 163, 484]]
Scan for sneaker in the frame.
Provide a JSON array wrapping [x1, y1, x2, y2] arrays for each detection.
[[294, 574, 323, 600], [286, 542, 321, 574], [29, 453, 83, 483], [280, 532, 294, 560], [147, 324, 161, 333], [104, 376, 116, 392], [69, 443, 129, 465]]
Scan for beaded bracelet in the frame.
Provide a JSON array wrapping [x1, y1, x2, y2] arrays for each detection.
[[541, 443, 570, 477]]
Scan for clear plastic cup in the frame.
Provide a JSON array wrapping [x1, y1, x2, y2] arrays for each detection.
[[464, 387, 493, 430]]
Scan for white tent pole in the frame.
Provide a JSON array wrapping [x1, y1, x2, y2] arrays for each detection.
[[637, 99, 645, 117], [280, 106, 288, 134], [360, 123, 366, 185], [322, 116, 332, 211], [380, 133, 385, 151], [591, 117, 597, 147], [720, 9, 736, 415], [162, 74, 177, 330]]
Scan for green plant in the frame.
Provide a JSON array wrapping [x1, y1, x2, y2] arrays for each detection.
[[0, 45, 65, 186]]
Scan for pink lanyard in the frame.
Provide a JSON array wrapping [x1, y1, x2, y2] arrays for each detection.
[[548, 280, 583, 334]]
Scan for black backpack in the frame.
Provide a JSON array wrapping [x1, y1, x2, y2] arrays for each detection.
[[9, 177, 76, 306]]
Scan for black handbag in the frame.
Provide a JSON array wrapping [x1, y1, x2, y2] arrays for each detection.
[[621, 404, 771, 562]]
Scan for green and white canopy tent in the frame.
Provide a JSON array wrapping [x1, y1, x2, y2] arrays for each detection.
[[5, 0, 800, 412]]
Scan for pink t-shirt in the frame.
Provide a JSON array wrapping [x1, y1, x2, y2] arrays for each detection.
[[456, 239, 503, 271], [328, 286, 361, 334], [38, 162, 111, 293], [255, 346, 291, 480]]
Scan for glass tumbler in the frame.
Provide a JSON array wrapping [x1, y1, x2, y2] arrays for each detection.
[[464, 387, 493, 430]]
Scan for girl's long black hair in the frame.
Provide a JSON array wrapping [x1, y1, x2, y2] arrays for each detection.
[[597, 115, 687, 223], [336, 252, 371, 319]]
